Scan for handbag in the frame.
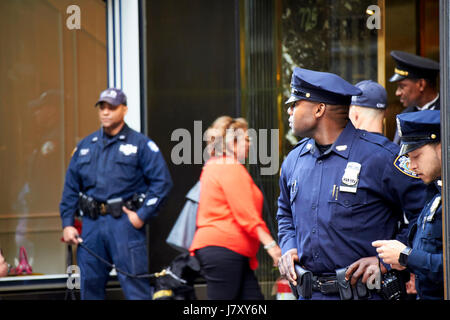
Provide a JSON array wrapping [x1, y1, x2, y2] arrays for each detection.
[[166, 181, 200, 252]]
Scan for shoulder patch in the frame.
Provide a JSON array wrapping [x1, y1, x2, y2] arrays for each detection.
[[147, 141, 160, 152], [394, 155, 420, 179]]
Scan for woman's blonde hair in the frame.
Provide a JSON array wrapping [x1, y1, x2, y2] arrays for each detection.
[[205, 116, 248, 157]]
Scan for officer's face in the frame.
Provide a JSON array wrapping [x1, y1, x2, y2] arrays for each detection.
[[287, 100, 318, 137], [98, 102, 128, 132], [395, 79, 422, 107], [407, 143, 442, 184]]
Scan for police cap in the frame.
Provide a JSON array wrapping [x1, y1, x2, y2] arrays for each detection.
[[389, 50, 439, 83], [351, 80, 387, 109], [285, 67, 362, 106], [95, 88, 127, 107], [396, 109, 440, 156]]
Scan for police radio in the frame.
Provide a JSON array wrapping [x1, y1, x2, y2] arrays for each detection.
[[379, 270, 407, 300]]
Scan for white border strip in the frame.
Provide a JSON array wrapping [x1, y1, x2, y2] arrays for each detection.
[[107, 0, 141, 132], [121, 0, 141, 132]]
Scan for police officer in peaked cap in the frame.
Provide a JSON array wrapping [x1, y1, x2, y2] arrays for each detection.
[[277, 67, 428, 300], [349, 80, 387, 135], [60, 88, 173, 299], [373, 110, 443, 299], [389, 50, 440, 144]]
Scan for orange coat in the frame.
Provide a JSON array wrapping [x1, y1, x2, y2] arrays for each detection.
[[189, 157, 270, 270]]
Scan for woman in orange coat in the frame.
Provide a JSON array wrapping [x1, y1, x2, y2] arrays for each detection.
[[190, 116, 281, 300]]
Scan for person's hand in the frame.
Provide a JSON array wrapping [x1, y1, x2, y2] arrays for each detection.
[[123, 206, 144, 229], [390, 263, 406, 271], [267, 245, 282, 267], [0, 251, 8, 277], [63, 226, 81, 245], [278, 248, 299, 285], [345, 256, 384, 286], [406, 273, 417, 294], [372, 240, 407, 265]]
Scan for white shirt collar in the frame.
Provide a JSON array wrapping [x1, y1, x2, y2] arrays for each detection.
[[417, 94, 439, 111]]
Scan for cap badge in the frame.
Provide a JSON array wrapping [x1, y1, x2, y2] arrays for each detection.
[[102, 90, 117, 99]]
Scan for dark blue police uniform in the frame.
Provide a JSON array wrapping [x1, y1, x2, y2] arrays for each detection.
[[60, 90, 173, 300], [277, 68, 428, 300], [396, 110, 443, 299]]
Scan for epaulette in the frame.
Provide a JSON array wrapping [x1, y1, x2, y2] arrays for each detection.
[[359, 131, 398, 156]]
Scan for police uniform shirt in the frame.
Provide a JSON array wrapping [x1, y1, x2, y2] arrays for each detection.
[[59, 124, 173, 228], [407, 181, 443, 299], [277, 121, 428, 274]]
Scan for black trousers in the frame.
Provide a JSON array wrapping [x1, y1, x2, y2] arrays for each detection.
[[195, 246, 264, 300]]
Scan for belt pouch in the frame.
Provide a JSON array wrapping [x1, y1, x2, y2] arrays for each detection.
[[107, 198, 123, 218], [356, 278, 369, 299], [336, 267, 353, 300], [294, 264, 312, 299], [289, 282, 299, 299], [79, 194, 98, 219]]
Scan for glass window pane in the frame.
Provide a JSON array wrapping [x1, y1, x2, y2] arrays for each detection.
[[0, 0, 106, 277]]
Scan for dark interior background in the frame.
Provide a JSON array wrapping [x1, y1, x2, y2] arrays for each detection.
[[145, 0, 240, 272]]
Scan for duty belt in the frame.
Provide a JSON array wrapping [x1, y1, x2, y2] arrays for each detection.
[[79, 193, 146, 219], [312, 269, 371, 299]]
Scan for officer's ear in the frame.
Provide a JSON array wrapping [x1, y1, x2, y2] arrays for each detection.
[[315, 103, 326, 118], [417, 78, 427, 92], [121, 104, 128, 115]]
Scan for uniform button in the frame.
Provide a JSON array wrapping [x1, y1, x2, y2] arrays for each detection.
[[314, 253, 319, 258], [312, 229, 316, 234], [318, 160, 322, 164], [344, 200, 350, 206], [312, 204, 316, 210]]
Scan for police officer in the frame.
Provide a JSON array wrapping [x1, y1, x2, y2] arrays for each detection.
[[389, 50, 440, 144], [60, 88, 173, 299], [277, 67, 428, 300], [373, 110, 443, 299], [349, 80, 387, 135]]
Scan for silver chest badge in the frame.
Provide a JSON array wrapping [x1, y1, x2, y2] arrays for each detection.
[[119, 144, 138, 156], [339, 162, 361, 193]]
